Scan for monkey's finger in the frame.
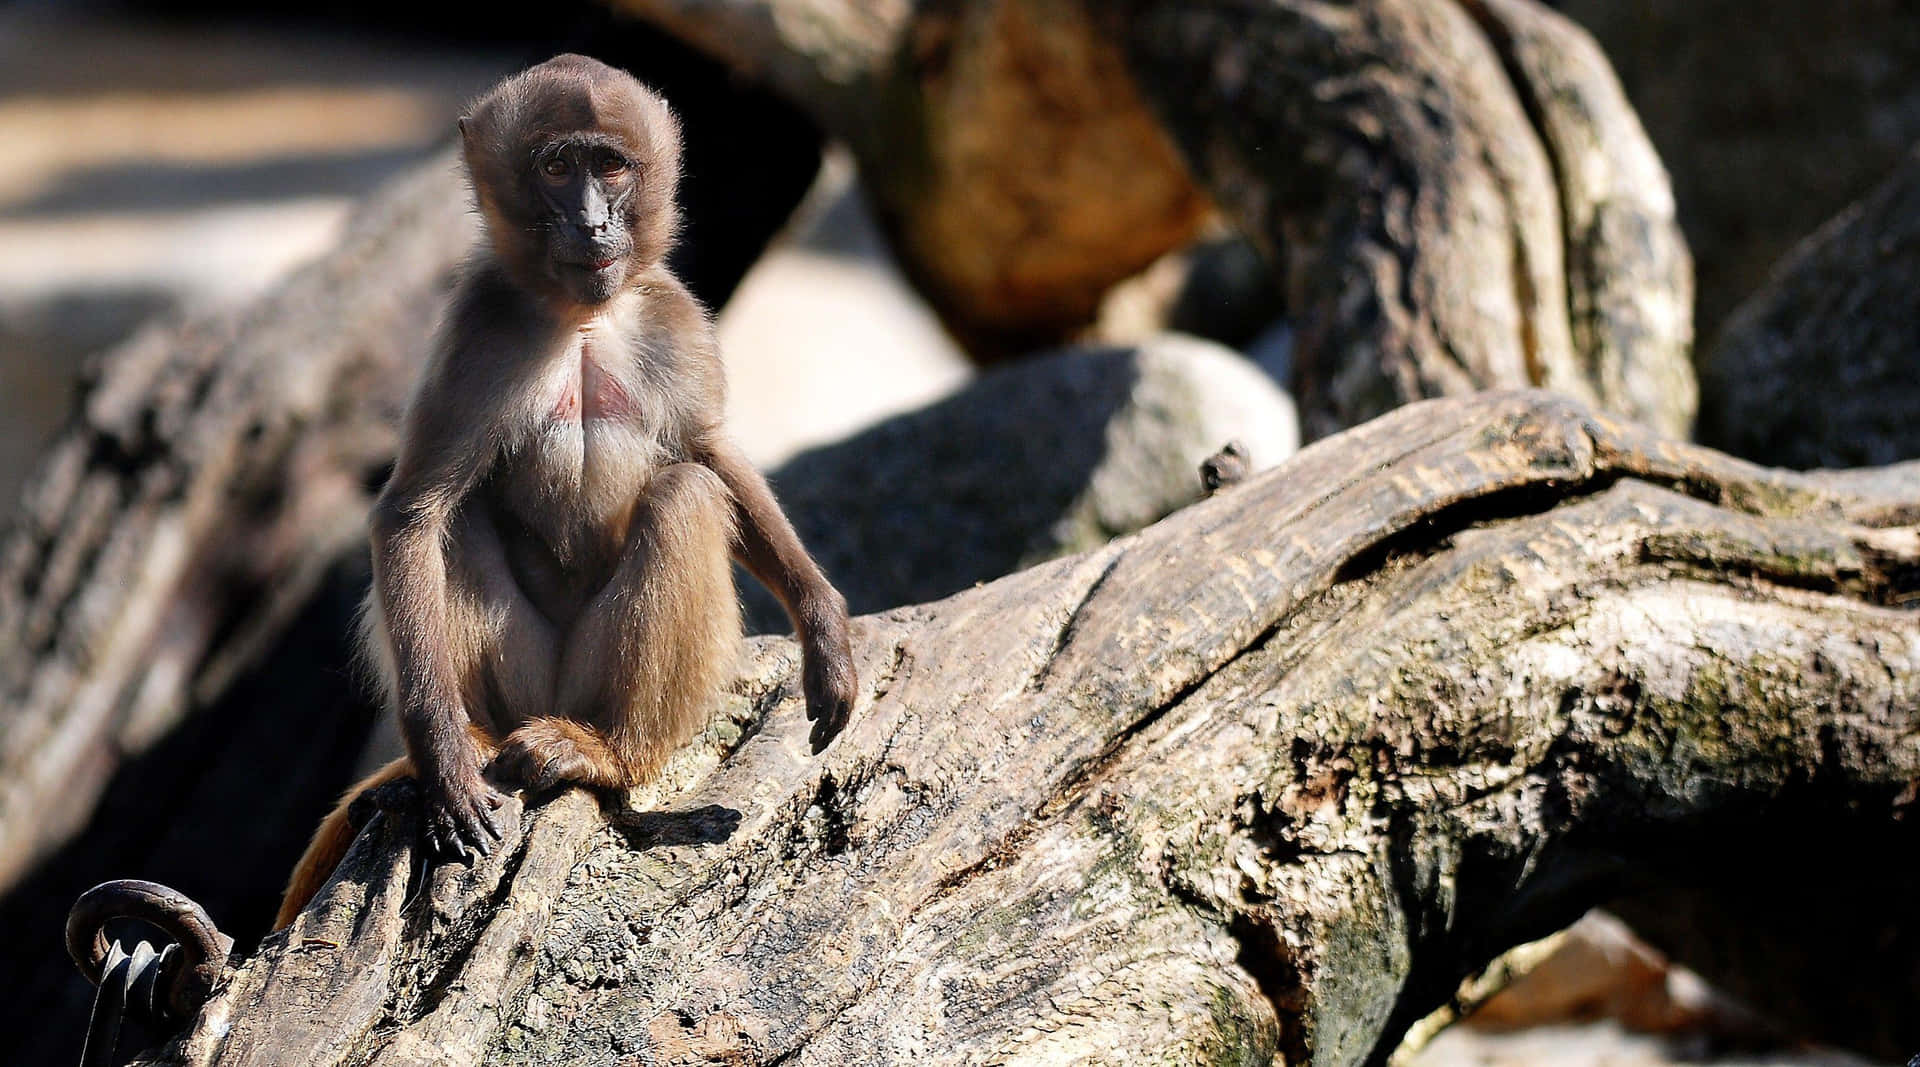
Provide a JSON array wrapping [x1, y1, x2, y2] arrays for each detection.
[[469, 815, 496, 856], [445, 815, 474, 863], [432, 811, 471, 863], [476, 802, 505, 841], [455, 805, 494, 856], [808, 697, 849, 753]]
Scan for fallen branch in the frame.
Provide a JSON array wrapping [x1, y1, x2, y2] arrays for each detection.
[[145, 391, 1920, 1065]]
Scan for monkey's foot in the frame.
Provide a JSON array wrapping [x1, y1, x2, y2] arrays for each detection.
[[490, 718, 624, 793], [346, 777, 421, 831]]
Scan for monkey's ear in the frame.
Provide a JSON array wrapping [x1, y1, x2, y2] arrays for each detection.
[[457, 116, 471, 141]]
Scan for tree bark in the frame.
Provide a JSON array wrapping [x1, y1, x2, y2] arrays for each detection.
[[135, 392, 1920, 1066], [1618, 146, 1920, 1045], [1104, 0, 1694, 441]]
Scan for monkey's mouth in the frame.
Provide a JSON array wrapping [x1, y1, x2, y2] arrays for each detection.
[[558, 255, 621, 277]]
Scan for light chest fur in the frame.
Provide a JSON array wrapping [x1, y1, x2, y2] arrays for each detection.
[[490, 307, 694, 571]]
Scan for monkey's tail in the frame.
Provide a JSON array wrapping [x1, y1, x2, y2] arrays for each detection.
[[273, 755, 415, 931]]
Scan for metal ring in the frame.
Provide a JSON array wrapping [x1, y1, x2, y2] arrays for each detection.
[[66, 880, 232, 1021]]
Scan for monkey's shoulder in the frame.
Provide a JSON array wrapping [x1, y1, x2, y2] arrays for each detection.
[[424, 262, 553, 382], [622, 275, 725, 399]]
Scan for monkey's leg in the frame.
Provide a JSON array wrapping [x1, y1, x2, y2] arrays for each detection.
[[278, 511, 558, 929], [354, 505, 559, 736], [492, 464, 741, 792], [447, 505, 562, 731]]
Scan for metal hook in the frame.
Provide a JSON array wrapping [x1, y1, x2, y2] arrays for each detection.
[[67, 880, 232, 1030]]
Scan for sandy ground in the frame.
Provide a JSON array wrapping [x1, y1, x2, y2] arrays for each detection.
[[0, 10, 1894, 1067]]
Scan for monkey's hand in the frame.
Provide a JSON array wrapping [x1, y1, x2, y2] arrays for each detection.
[[802, 621, 857, 753], [423, 764, 509, 863]]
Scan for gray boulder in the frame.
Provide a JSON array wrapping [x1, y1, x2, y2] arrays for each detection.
[[744, 333, 1298, 632]]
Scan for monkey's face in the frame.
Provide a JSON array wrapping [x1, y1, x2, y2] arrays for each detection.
[[531, 137, 642, 305], [460, 55, 683, 311]]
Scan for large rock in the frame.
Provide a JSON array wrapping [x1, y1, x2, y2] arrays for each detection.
[[1560, 0, 1920, 340], [743, 334, 1298, 632], [1697, 148, 1920, 470]]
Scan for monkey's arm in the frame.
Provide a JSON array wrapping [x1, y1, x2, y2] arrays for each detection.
[[370, 398, 509, 860], [696, 433, 857, 750]]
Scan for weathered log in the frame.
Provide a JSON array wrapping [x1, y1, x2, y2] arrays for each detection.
[[0, 154, 467, 897], [136, 392, 1920, 1066], [1697, 146, 1920, 470], [605, 0, 1212, 357], [1104, 0, 1694, 441]]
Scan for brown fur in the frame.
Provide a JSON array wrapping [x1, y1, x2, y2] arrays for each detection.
[[276, 55, 856, 930]]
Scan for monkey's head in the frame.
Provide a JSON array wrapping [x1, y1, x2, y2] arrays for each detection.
[[459, 54, 683, 308]]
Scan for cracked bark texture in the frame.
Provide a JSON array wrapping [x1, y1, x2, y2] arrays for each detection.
[[134, 392, 1920, 1067], [1697, 146, 1920, 471], [0, 154, 468, 897], [1103, 0, 1694, 441]]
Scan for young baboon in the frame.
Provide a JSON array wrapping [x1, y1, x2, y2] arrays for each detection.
[[277, 54, 856, 929]]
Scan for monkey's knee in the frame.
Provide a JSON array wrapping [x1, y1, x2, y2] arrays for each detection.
[[637, 463, 734, 544]]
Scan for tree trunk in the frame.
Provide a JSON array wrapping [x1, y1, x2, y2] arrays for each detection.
[[1104, 0, 1694, 441], [137, 392, 1920, 1067], [606, 0, 1696, 438]]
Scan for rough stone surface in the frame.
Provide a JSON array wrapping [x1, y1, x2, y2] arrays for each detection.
[[742, 333, 1299, 633], [1697, 147, 1920, 471]]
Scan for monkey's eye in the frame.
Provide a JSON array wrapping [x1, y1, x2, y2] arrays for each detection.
[[540, 155, 572, 181], [594, 150, 631, 178]]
